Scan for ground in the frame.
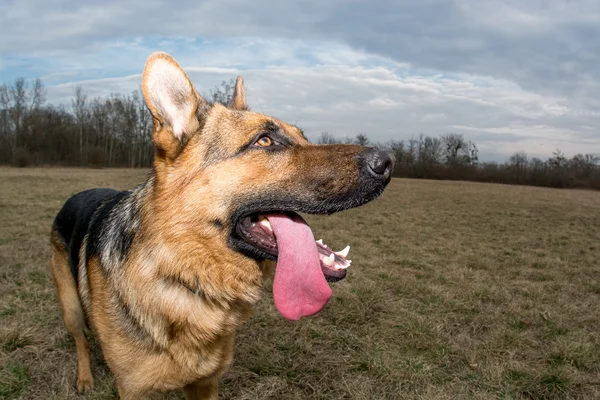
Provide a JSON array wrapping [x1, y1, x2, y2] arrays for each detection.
[[0, 167, 599, 399]]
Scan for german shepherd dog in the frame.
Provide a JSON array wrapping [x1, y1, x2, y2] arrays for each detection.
[[50, 52, 394, 399]]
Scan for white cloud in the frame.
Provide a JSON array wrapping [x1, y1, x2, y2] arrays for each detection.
[[45, 56, 599, 160]]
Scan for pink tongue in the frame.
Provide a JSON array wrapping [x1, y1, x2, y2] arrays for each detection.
[[266, 213, 332, 320]]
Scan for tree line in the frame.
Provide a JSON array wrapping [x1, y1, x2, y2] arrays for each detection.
[[1, 77, 599, 190], [318, 132, 600, 190], [0, 78, 155, 168]]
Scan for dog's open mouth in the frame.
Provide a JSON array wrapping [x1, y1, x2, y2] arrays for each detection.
[[236, 212, 351, 320], [238, 213, 351, 281]]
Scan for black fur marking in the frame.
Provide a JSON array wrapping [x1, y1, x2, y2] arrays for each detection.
[[119, 229, 135, 261], [175, 276, 202, 297], [85, 191, 131, 263], [111, 286, 161, 351], [53, 188, 120, 283], [211, 219, 224, 229], [262, 120, 280, 134]]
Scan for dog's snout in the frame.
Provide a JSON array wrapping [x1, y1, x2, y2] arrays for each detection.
[[363, 149, 395, 180]]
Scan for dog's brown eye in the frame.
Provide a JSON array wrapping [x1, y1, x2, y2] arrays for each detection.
[[255, 136, 273, 147]]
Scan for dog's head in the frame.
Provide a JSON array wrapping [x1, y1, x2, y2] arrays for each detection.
[[141, 52, 394, 320]]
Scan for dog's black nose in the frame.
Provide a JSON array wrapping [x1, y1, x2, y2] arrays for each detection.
[[363, 149, 395, 180]]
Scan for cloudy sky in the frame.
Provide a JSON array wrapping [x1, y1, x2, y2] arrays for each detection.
[[1, 0, 599, 161]]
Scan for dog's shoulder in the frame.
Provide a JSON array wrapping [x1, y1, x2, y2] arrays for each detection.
[[54, 188, 125, 282], [85, 186, 145, 278]]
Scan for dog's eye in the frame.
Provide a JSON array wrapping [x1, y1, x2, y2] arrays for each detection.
[[255, 136, 273, 147]]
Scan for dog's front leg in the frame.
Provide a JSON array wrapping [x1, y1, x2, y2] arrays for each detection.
[[183, 377, 219, 400]]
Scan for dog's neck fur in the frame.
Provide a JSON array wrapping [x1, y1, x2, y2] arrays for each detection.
[[98, 171, 265, 353]]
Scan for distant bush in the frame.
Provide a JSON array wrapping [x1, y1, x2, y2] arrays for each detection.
[[87, 146, 105, 168], [13, 148, 31, 168]]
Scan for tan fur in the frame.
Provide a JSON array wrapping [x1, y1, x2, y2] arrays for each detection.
[[50, 52, 380, 399], [49, 231, 94, 393]]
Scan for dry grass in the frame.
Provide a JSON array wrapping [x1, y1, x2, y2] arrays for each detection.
[[1, 167, 599, 399]]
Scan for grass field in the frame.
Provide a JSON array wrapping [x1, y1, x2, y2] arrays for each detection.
[[0, 167, 599, 400]]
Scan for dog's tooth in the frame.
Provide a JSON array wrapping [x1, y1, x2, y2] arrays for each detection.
[[336, 263, 349, 270], [323, 253, 335, 266], [336, 245, 350, 258], [260, 218, 272, 231], [316, 239, 323, 244]]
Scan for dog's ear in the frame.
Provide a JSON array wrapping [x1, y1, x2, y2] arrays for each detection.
[[142, 52, 208, 158], [229, 76, 249, 111]]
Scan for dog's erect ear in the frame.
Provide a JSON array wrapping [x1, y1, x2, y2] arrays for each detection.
[[141, 52, 208, 158], [229, 76, 248, 111]]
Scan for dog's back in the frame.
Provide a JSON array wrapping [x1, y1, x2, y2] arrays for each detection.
[[53, 188, 121, 282]]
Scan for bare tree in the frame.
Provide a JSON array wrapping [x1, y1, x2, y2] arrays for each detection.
[[442, 133, 465, 166], [569, 153, 599, 178], [354, 133, 370, 146], [317, 132, 339, 144], [509, 151, 529, 169], [442, 133, 477, 167], [0, 84, 10, 141], [135, 90, 152, 167], [509, 151, 529, 183], [7, 78, 29, 162], [209, 79, 235, 106], [407, 136, 418, 165], [419, 134, 443, 165], [72, 85, 88, 165], [89, 97, 109, 165], [548, 149, 568, 170], [29, 78, 46, 112]]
